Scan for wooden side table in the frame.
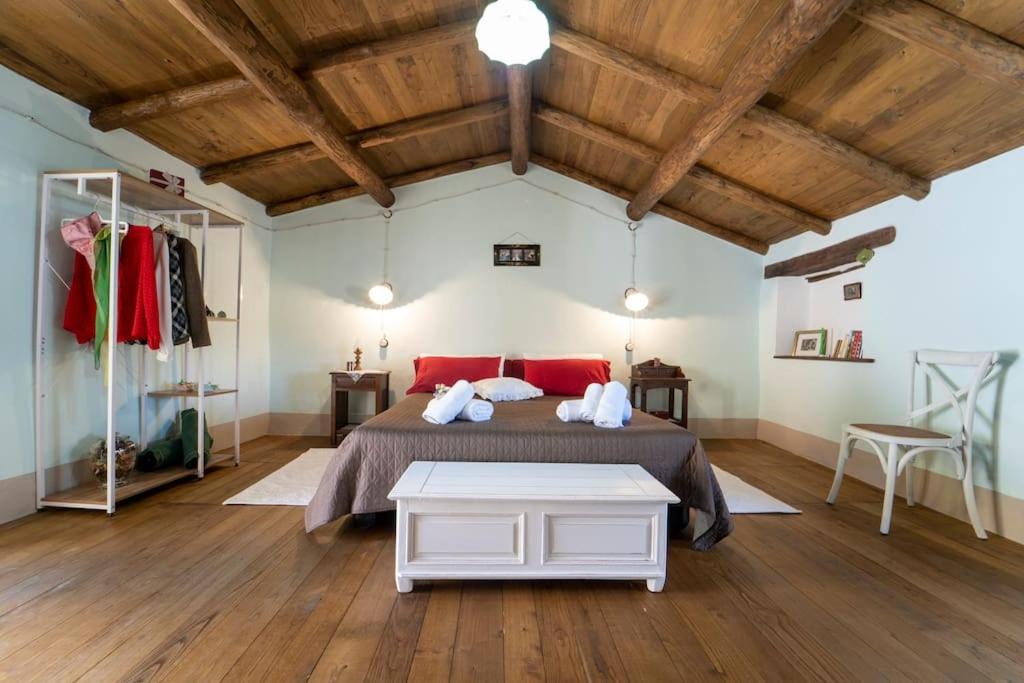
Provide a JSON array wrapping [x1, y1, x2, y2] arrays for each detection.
[[330, 370, 390, 446], [630, 377, 691, 429]]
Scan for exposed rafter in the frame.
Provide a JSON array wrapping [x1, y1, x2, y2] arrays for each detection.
[[266, 152, 511, 216], [550, 24, 929, 201], [531, 156, 769, 254], [847, 0, 1024, 94], [508, 66, 532, 175], [627, 0, 854, 220], [89, 19, 477, 132], [534, 103, 830, 236], [201, 100, 509, 185], [167, 0, 394, 207]]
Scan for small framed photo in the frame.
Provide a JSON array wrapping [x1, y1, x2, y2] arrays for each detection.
[[494, 244, 540, 267], [843, 282, 863, 301], [792, 329, 826, 357]]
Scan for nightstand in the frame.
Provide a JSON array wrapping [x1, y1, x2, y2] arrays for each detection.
[[330, 370, 390, 446], [629, 376, 691, 429]]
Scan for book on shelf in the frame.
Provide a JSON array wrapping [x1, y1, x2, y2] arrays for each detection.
[[849, 330, 863, 359]]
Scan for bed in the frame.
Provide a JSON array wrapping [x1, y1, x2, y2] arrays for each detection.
[[305, 394, 732, 550]]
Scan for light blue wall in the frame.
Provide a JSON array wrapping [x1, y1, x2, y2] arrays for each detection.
[[269, 164, 764, 423], [759, 146, 1024, 498], [0, 66, 273, 481]]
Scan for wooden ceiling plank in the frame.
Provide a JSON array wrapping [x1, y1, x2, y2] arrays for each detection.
[[508, 66, 532, 175], [167, 0, 394, 207], [550, 23, 928, 202], [534, 103, 830, 235], [201, 99, 509, 184], [627, 0, 856, 220], [266, 151, 511, 216], [531, 156, 769, 255], [764, 226, 896, 277], [847, 0, 1024, 94], [88, 19, 478, 132]]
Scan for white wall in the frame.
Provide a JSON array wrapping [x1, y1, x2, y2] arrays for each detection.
[[0, 65, 272, 487], [759, 146, 1024, 499], [270, 164, 763, 427]]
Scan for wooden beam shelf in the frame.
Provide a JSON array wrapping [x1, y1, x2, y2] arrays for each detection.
[[773, 355, 875, 363]]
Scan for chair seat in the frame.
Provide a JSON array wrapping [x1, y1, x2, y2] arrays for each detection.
[[847, 423, 955, 446]]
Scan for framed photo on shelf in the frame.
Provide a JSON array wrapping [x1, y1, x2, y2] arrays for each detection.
[[843, 282, 863, 300], [792, 329, 826, 357], [494, 243, 540, 267]]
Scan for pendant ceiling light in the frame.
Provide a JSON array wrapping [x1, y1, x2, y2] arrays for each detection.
[[624, 223, 648, 313], [475, 0, 550, 66], [369, 210, 394, 349]]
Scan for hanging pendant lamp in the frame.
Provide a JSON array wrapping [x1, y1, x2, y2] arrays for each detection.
[[369, 210, 394, 347], [475, 0, 550, 66]]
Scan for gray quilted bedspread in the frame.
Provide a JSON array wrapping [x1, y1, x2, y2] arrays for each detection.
[[305, 394, 732, 550]]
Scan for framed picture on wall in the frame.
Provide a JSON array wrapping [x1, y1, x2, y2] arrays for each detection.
[[792, 329, 827, 356], [843, 282, 863, 300], [494, 244, 541, 266]]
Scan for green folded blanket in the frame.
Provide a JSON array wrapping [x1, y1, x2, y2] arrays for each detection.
[[136, 438, 183, 471], [179, 408, 213, 469]]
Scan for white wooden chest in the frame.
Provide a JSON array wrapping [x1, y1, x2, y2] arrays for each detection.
[[387, 461, 680, 593]]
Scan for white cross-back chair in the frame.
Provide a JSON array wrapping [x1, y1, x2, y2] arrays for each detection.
[[826, 349, 998, 538]]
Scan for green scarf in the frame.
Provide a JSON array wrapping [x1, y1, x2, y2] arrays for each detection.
[[92, 226, 111, 370]]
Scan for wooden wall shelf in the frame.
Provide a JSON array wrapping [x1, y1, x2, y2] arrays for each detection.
[[773, 355, 875, 363]]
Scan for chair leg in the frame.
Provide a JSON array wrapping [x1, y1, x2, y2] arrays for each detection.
[[827, 432, 852, 505], [880, 443, 899, 535], [961, 448, 988, 540], [905, 454, 915, 507]]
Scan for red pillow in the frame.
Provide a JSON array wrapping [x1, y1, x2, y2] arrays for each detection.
[[407, 356, 503, 394], [504, 358, 525, 379], [522, 359, 611, 396]]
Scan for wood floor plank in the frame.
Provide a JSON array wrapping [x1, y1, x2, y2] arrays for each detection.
[[1, 435, 1021, 682], [501, 582, 545, 682], [407, 583, 462, 682], [308, 538, 401, 682], [450, 582, 505, 682], [224, 526, 389, 682]]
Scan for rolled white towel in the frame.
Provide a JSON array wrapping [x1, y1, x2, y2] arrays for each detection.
[[578, 383, 604, 422], [594, 381, 628, 429], [457, 398, 494, 422], [422, 380, 474, 424], [557, 398, 632, 423]]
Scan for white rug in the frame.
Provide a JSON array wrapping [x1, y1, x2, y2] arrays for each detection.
[[224, 448, 800, 514]]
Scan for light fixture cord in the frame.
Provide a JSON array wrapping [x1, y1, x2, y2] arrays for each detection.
[[382, 209, 392, 282], [628, 222, 639, 288]]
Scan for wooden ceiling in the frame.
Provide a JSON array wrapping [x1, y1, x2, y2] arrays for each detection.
[[3, 0, 1023, 253]]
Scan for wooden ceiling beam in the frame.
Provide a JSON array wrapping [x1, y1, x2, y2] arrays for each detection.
[[508, 66, 532, 175], [168, 0, 394, 207], [89, 19, 477, 132], [266, 152, 510, 217], [626, 0, 855, 220], [847, 0, 1024, 94], [534, 103, 830, 235], [200, 99, 509, 185], [531, 156, 769, 254], [550, 24, 929, 201]]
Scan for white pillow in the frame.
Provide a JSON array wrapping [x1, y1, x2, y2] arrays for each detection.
[[473, 377, 544, 402]]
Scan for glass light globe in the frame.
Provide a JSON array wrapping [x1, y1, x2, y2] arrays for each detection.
[[475, 0, 550, 66], [624, 288, 649, 312], [368, 282, 394, 306]]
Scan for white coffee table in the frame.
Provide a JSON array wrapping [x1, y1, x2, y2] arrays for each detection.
[[387, 462, 680, 593]]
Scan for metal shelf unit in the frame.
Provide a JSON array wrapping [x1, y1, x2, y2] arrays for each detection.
[[34, 170, 244, 514]]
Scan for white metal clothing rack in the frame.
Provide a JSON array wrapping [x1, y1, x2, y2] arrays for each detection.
[[34, 170, 244, 514]]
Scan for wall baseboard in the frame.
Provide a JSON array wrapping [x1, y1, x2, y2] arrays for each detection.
[[756, 420, 1024, 545], [0, 414, 271, 526]]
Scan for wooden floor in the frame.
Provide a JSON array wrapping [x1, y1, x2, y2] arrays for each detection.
[[2, 436, 1023, 682]]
